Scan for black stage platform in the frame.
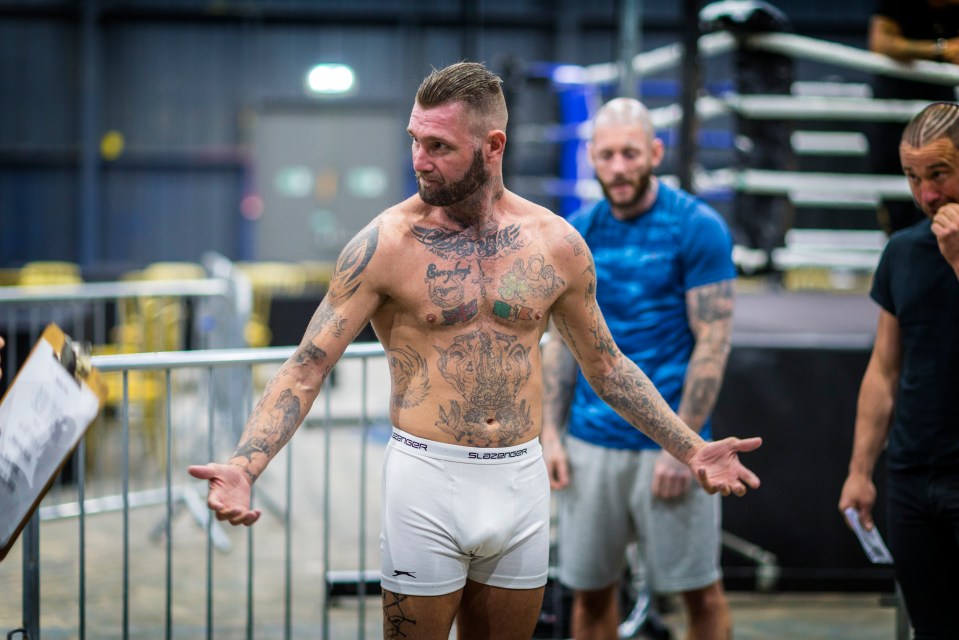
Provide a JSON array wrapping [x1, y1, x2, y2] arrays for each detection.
[[717, 288, 893, 592]]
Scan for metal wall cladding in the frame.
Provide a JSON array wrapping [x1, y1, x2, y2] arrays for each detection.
[[0, 0, 873, 270]]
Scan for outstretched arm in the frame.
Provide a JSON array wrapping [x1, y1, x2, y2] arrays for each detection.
[[189, 221, 385, 524], [838, 309, 900, 530], [551, 231, 760, 496]]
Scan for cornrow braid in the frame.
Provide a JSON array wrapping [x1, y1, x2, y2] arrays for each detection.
[[902, 102, 959, 150]]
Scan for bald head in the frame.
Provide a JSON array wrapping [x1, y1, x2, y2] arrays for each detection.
[[592, 97, 657, 144], [902, 102, 959, 151]]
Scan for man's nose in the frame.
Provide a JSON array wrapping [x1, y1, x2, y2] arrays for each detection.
[[608, 153, 629, 173], [412, 146, 432, 173], [921, 181, 942, 206]]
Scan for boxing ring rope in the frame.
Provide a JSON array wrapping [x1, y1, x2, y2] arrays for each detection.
[[513, 26, 959, 281]]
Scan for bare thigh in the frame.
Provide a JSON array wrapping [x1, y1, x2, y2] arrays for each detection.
[[457, 581, 545, 640], [382, 587, 460, 640], [381, 581, 545, 640]]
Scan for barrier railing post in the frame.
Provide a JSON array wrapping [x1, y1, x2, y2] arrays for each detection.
[[21, 514, 40, 640]]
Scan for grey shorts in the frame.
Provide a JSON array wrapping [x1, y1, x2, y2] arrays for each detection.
[[380, 428, 550, 596], [557, 435, 722, 594]]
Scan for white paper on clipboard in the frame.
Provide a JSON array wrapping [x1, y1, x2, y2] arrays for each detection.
[[0, 325, 104, 561]]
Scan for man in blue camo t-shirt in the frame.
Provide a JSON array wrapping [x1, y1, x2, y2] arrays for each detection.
[[542, 97, 737, 639]]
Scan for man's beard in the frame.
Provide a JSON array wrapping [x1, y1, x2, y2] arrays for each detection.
[[600, 170, 652, 210], [418, 149, 488, 207]]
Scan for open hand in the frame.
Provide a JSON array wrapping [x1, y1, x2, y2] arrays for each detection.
[[188, 463, 262, 526], [688, 437, 762, 497]]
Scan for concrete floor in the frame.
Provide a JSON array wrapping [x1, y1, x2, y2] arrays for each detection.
[[0, 423, 905, 639]]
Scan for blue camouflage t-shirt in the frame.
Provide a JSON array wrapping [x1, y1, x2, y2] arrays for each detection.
[[566, 181, 735, 450]]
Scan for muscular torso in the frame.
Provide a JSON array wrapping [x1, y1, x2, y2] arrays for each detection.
[[366, 193, 573, 447]]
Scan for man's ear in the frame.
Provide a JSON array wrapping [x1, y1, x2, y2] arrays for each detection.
[[486, 130, 507, 160], [650, 137, 665, 169]]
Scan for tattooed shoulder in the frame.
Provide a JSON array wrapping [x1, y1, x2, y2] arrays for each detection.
[[329, 222, 381, 301]]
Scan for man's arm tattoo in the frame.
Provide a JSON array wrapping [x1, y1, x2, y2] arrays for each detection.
[[588, 360, 696, 460], [680, 280, 734, 430]]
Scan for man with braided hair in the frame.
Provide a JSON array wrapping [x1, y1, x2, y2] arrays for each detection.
[[839, 101, 959, 639]]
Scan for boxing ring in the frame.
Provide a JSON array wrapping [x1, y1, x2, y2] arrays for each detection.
[[509, 8, 959, 285]]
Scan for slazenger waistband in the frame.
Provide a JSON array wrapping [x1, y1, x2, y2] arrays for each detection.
[[389, 427, 541, 464]]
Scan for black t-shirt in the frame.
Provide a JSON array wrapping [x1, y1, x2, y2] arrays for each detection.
[[873, 0, 959, 100], [871, 219, 959, 470]]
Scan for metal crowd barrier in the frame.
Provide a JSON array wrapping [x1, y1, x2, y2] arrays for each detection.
[[1, 342, 390, 640], [0, 271, 250, 384]]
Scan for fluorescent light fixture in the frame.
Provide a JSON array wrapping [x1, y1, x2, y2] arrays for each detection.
[[306, 63, 356, 95]]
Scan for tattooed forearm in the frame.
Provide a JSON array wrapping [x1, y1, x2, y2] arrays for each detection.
[[232, 388, 302, 481], [680, 373, 721, 430], [680, 279, 734, 430], [588, 359, 699, 461], [542, 335, 578, 432], [677, 348, 729, 431]]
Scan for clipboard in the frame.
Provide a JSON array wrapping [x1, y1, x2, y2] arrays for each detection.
[[0, 323, 106, 562]]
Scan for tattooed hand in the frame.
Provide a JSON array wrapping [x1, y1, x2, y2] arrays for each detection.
[[187, 463, 262, 526], [686, 437, 762, 497]]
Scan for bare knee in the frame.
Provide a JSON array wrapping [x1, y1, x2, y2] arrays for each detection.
[[681, 581, 731, 640], [682, 581, 728, 616], [572, 583, 620, 640]]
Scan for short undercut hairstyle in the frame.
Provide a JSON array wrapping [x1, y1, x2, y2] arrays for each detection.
[[415, 61, 508, 135], [902, 102, 959, 150]]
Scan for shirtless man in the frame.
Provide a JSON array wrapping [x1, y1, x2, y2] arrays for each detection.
[[188, 62, 761, 640]]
